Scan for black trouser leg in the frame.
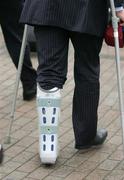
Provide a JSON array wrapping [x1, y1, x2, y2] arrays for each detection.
[[34, 26, 103, 147], [1, 21, 36, 85], [34, 26, 69, 90], [70, 33, 103, 148]]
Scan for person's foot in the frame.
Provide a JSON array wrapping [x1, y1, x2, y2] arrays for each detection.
[[23, 83, 36, 101], [0, 144, 3, 164], [76, 129, 108, 149]]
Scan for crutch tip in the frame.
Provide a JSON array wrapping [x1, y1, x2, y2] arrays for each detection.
[[0, 144, 4, 164], [4, 136, 11, 144]]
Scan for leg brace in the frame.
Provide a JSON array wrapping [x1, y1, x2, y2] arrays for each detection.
[[37, 84, 61, 164]]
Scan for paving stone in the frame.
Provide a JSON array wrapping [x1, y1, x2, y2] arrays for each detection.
[[2, 171, 28, 180], [43, 176, 63, 180], [59, 126, 71, 137], [23, 178, 37, 180], [88, 151, 109, 163], [97, 143, 117, 154], [5, 145, 26, 158], [24, 110, 37, 120], [12, 151, 35, 163], [0, 161, 22, 174], [27, 166, 54, 179], [108, 135, 122, 146], [25, 141, 39, 154], [116, 160, 124, 170], [107, 119, 121, 132], [85, 169, 109, 180], [109, 149, 124, 161], [29, 130, 39, 138], [21, 121, 37, 132], [65, 155, 87, 168], [17, 104, 34, 113], [14, 117, 32, 126], [59, 146, 77, 159], [59, 131, 74, 146], [11, 129, 30, 140], [2, 155, 12, 164], [65, 171, 87, 180], [17, 160, 40, 173], [105, 130, 118, 141], [11, 124, 23, 133], [16, 136, 37, 148], [99, 110, 119, 128], [77, 160, 99, 173], [0, 119, 9, 129], [0, 173, 6, 179], [105, 169, 124, 180], [50, 165, 74, 178], [98, 159, 120, 171], [3, 138, 19, 151]]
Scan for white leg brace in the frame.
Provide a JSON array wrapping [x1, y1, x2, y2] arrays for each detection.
[[37, 84, 61, 164]]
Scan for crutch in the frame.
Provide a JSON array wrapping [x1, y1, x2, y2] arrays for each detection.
[[5, 25, 29, 144], [110, 0, 124, 147]]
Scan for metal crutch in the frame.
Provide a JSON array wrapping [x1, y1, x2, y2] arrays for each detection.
[[110, 0, 124, 147], [5, 24, 29, 144]]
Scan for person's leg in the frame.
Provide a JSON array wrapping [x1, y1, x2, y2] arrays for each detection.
[[34, 26, 69, 90], [70, 32, 106, 148], [34, 26, 69, 163], [1, 20, 37, 100]]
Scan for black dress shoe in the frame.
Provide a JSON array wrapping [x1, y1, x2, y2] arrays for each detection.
[[0, 144, 3, 164], [76, 129, 108, 150], [23, 83, 36, 101]]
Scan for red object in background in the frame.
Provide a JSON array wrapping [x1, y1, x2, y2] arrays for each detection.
[[104, 23, 124, 48]]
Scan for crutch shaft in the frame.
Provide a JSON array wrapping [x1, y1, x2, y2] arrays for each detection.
[[110, 0, 124, 144], [5, 25, 28, 143], [114, 36, 124, 141], [11, 25, 28, 117]]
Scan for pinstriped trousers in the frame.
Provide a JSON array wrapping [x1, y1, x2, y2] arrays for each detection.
[[34, 26, 103, 148]]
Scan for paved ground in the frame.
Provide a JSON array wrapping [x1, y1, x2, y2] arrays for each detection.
[[0, 29, 124, 180]]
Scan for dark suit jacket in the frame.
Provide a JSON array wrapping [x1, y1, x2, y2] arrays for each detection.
[[0, 0, 23, 23], [21, 0, 124, 36]]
